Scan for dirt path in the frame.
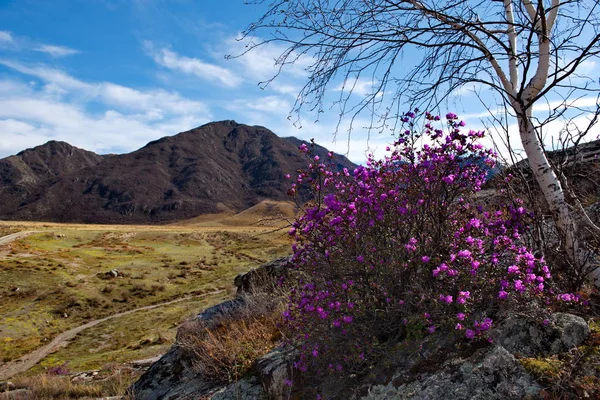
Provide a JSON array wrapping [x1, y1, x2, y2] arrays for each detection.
[[0, 289, 225, 380], [0, 231, 37, 246]]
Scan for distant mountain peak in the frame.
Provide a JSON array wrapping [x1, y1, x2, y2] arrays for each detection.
[[0, 122, 356, 224]]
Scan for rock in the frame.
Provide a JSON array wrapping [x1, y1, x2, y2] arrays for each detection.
[[210, 376, 265, 400], [255, 347, 296, 399], [196, 298, 246, 326], [96, 269, 122, 280], [130, 355, 163, 369], [361, 345, 541, 400], [0, 388, 29, 398], [234, 256, 291, 294], [491, 312, 589, 357], [129, 346, 213, 400], [0, 381, 15, 391]]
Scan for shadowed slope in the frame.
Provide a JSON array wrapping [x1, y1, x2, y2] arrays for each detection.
[[0, 121, 355, 224]]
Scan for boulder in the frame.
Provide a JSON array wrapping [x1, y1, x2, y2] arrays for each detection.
[[255, 347, 296, 399], [210, 376, 265, 400], [234, 256, 291, 294], [196, 298, 245, 327], [491, 312, 589, 357], [129, 346, 213, 400], [361, 345, 541, 400]]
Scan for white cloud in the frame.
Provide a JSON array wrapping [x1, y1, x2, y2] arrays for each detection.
[[0, 94, 210, 157], [34, 44, 80, 57], [225, 35, 312, 83], [226, 95, 291, 115], [144, 41, 241, 87], [533, 96, 599, 113], [0, 31, 13, 43], [0, 60, 210, 116], [0, 63, 212, 158]]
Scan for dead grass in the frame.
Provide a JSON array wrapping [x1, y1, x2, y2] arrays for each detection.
[[179, 292, 286, 384], [4, 364, 140, 400]]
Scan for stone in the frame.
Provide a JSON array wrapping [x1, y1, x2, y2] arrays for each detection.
[[491, 312, 589, 357], [129, 346, 213, 400], [255, 347, 296, 399], [361, 345, 541, 400], [210, 376, 265, 400], [234, 256, 291, 294], [0, 381, 15, 391], [196, 298, 245, 327]]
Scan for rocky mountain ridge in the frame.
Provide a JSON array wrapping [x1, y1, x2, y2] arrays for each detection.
[[0, 121, 356, 224]]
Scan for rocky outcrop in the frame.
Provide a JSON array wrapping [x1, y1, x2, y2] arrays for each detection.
[[233, 256, 291, 294], [130, 259, 295, 399], [362, 345, 541, 400], [357, 313, 589, 400], [491, 312, 590, 357], [131, 258, 591, 400], [128, 346, 213, 400]]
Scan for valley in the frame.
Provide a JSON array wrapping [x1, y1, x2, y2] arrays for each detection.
[[0, 202, 295, 381]]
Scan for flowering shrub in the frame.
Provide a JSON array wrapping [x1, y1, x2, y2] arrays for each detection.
[[284, 112, 555, 374]]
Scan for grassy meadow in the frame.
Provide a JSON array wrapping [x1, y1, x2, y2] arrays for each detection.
[[0, 200, 295, 380]]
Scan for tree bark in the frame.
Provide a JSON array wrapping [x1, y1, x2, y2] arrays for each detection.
[[515, 104, 592, 286]]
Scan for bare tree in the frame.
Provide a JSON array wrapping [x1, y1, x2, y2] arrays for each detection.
[[239, 0, 600, 284]]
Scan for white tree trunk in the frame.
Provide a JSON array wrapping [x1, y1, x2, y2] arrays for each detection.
[[515, 105, 597, 285]]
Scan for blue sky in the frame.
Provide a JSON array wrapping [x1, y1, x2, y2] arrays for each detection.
[[0, 0, 598, 163], [1, 0, 385, 161]]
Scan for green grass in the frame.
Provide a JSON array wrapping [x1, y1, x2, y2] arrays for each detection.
[[28, 291, 230, 374], [0, 224, 291, 372]]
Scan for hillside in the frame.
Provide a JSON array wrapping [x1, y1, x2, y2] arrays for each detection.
[[0, 121, 356, 224]]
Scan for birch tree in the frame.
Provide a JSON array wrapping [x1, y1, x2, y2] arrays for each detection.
[[240, 0, 600, 285]]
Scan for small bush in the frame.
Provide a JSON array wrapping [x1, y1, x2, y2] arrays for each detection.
[[179, 293, 285, 384]]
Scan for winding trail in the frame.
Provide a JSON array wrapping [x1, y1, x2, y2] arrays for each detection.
[[0, 231, 37, 246], [0, 289, 225, 380]]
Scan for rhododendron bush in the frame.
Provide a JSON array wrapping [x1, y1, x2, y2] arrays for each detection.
[[285, 112, 558, 374]]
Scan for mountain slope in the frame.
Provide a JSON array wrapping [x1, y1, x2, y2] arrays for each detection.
[[0, 121, 356, 224]]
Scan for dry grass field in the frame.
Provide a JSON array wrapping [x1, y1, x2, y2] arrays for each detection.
[[0, 202, 295, 389]]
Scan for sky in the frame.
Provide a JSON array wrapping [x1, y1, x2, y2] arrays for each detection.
[[0, 0, 598, 164]]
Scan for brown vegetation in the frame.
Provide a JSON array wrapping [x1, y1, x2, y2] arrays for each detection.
[[178, 292, 286, 384]]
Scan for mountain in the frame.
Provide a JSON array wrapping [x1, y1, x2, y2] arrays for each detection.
[[0, 121, 356, 224]]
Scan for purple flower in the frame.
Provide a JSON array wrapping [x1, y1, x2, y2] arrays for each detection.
[[457, 250, 472, 258], [442, 175, 455, 184], [514, 280, 525, 292], [465, 329, 475, 339], [439, 294, 453, 304], [507, 265, 519, 274]]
